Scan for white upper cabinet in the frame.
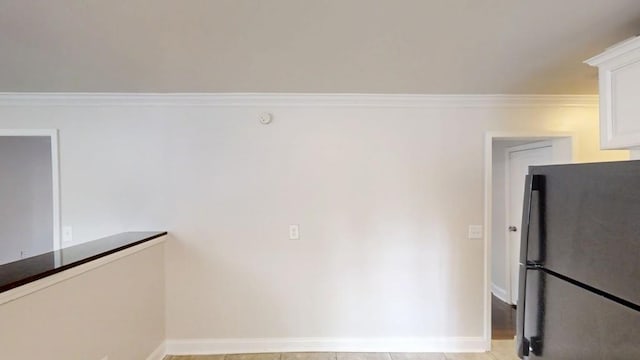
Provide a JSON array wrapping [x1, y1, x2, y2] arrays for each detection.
[[586, 36, 640, 150]]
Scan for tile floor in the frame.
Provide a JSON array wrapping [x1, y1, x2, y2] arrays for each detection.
[[164, 339, 518, 360]]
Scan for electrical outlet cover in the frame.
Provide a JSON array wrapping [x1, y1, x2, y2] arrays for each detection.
[[468, 225, 483, 239]]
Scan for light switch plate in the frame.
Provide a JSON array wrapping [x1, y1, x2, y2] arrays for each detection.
[[468, 225, 483, 239], [289, 224, 300, 240], [62, 226, 73, 243]]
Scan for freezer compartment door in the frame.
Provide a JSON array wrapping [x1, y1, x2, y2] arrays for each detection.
[[519, 269, 640, 359], [527, 161, 640, 306]]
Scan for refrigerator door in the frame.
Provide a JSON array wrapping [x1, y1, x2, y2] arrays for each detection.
[[520, 269, 640, 359], [526, 160, 640, 306]]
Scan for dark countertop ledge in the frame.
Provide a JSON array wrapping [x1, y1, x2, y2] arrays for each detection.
[[0, 231, 167, 294]]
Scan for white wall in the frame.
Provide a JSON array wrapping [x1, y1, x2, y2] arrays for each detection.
[[0, 94, 628, 352], [0, 135, 53, 264], [0, 241, 165, 360]]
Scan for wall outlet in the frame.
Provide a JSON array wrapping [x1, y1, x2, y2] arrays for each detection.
[[20, 251, 28, 259], [62, 226, 73, 243], [289, 224, 300, 240], [468, 225, 483, 239]]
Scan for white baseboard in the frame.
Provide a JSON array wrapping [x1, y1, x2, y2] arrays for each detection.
[[491, 283, 510, 304], [146, 341, 166, 360], [165, 337, 488, 355]]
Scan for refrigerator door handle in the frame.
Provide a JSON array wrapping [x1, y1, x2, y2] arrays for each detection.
[[519, 174, 543, 266], [517, 266, 530, 358], [516, 174, 544, 358]]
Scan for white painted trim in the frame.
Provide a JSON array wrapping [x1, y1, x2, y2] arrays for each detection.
[[0, 129, 61, 251], [631, 149, 640, 160], [0, 93, 598, 108], [483, 131, 575, 348], [491, 283, 509, 304], [483, 134, 493, 351], [504, 140, 552, 154], [0, 129, 57, 136], [146, 341, 167, 360], [51, 130, 61, 251], [0, 235, 166, 305], [585, 35, 640, 66], [165, 337, 487, 355], [502, 146, 512, 305]]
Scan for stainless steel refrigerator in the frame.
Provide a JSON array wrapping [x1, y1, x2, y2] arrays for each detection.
[[516, 160, 640, 359]]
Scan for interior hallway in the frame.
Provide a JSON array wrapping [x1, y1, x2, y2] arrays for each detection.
[[491, 295, 516, 340]]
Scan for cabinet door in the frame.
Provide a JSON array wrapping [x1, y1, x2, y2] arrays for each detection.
[[586, 36, 640, 149]]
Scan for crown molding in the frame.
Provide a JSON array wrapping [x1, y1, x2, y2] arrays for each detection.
[[585, 35, 640, 66], [0, 92, 598, 108]]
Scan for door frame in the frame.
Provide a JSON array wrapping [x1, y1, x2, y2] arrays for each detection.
[[483, 131, 574, 347], [0, 129, 61, 251]]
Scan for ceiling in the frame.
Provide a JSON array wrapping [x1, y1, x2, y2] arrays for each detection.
[[1, 0, 639, 94]]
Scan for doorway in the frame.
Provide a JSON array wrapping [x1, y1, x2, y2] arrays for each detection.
[[506, 141, 553, 304], [484, 132, 573, 344], [0, 130, 60, 265]]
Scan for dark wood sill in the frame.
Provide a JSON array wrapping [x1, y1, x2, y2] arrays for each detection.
[[0, 231, 167, 294]]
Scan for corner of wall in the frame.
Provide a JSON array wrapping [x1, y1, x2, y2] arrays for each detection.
[[146, 341, 167, 360]]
